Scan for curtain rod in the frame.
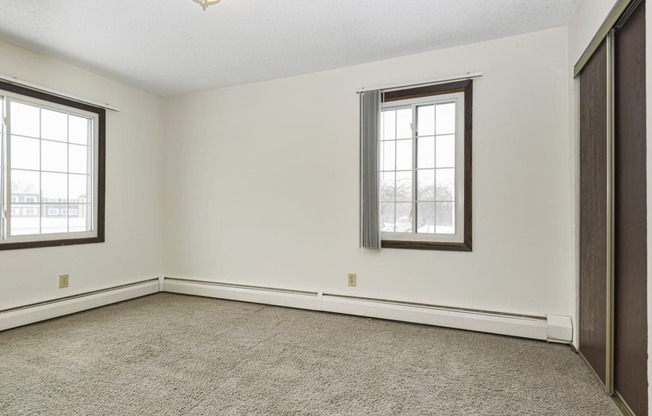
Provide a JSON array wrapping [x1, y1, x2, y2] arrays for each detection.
[[356, 72, 482, 94], [0, 74, 120, 112]]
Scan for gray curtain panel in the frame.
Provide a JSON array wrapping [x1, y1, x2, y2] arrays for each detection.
[[360, 89, 381, 249]]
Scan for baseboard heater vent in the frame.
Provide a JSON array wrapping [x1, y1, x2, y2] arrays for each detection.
[[162, 277, 572, 343], [0, 279, 159, 332]]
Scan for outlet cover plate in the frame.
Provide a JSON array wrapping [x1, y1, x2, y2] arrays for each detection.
[[59, 274, 69, 289]]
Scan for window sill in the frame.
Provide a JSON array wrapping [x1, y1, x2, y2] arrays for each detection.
[[381, 239, 472, 251], [0, 236, 104, 251]]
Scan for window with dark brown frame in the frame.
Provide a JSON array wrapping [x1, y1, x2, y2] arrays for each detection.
[[0, 80, 105, 250], [378, 80, 472, 251]]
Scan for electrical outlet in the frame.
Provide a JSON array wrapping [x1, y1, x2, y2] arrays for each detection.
[[59, 274, 69, 289], [348, 273, 357, 287]]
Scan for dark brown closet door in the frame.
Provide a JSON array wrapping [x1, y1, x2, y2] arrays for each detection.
[[614, 2, 647, 414], [579, 40, 609, 385]]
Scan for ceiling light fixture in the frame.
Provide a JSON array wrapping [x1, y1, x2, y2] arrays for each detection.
[[193, 0, 221, 11]]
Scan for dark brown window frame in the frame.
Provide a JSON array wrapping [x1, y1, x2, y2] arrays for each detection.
[[0, 80, 105, 251], [381, 79, 472, 251]]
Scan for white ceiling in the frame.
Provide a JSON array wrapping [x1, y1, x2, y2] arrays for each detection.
[[0, 0, 578, 97]]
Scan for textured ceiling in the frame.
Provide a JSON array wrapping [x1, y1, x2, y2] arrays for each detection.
[[0, 0, 578, 96]]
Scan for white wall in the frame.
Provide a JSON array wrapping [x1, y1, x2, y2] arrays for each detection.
[[0, 40, 165, 309], [568, 1, 651, 414], [568, 0, 620, 63], [163, 27, 573, 319]]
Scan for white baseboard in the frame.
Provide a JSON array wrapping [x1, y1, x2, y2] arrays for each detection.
[[1, 276, 573, 344], [162, 278, 322, 310], [546, 314, 573, 343], [320, 294, 549, 340], [0, 279, 159, 332], [162, 277, 573, 343]]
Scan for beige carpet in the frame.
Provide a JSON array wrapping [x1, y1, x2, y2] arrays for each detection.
[[0, 293, 619, 415]]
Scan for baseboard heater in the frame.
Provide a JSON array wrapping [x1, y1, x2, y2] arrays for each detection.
[[163, 277, 572, 343], [0, 278, 159, 332]]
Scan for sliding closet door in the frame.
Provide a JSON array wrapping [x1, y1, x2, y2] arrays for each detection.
[[614, 1, 647, 414], [579, 40, 609, 386]]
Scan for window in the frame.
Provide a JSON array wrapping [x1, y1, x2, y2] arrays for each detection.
[[361, 80, 472, 251], [0, 80, 105, 250]]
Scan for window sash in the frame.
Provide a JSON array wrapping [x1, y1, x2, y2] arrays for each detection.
[[379, 92, 465, 244]]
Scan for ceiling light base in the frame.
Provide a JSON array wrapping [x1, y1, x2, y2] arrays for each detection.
[[192, 0, 221, 11]]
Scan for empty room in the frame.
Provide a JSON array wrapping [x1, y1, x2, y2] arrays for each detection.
[[0, 0, 649, 415]]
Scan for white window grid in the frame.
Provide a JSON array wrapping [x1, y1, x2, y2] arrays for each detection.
[[379, 92, 465, 243]]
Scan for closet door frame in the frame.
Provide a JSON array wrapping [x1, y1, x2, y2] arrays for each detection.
[[574, 0, 649, 415]]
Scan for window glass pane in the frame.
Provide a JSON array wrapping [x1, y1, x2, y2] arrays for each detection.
[[395, 203, 413, 232], [42, 204, 67, 234], [69, 174, 90, 203], [380, 203, 395, 232], [69, 144, 89, 174], [381, 141, 395, 171], [41, 109, 68, 142], [380, 172, 395, 202], [381, 110, 395, 141], [436, 102, 456, 135], [395, 139, 412, 170], [417, 202, 435, 234], [436, 135, 456, 168], [69, 115, 90, 145], [11, 205, 40, 235], [417, 169, 435, 201], [396, 108, 412, 139], [11, 169, 40, 202], [41, 172, 68, 202], [436, 168, 455, 201], [69, 204, 91, 232], [10, 101, 39, 138], [436, 202, 455, 234], [417, 105, 434, 136], [41, 140, 68, 172], [11, 136, 40, 170], [417, 136, 435, 169], [396, 171, 412, 202]]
